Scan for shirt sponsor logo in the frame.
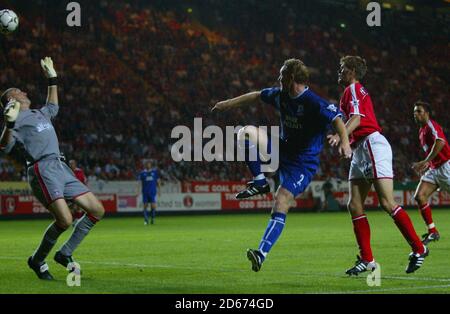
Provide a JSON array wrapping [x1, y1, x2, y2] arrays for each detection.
[[36, 122, 53, 133]]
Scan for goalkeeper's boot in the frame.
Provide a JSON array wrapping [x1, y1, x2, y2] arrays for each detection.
[[27, 256, 54, 280], [54, 251, 80, 274], [406, 245, 429, 274], [247, 249, 265, 272], [421, 232, 440, 245], [345, 255, 376, 276], [236, 183, 270, 199]]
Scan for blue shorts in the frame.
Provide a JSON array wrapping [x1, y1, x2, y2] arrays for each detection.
[[142, 192, 157, 204], [269, 138, 319, 197], [278, 154, 319, 197]]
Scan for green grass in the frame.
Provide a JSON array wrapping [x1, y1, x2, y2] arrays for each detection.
[[0, 210, 449, 294]]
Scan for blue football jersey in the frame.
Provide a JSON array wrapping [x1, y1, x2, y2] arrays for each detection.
[[260, 86, 341, 157], [138, 169, 159, 194]]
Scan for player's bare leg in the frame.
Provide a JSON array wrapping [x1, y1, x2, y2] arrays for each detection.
[[54, 192, 105, 271], [374, 178, 428, 273], [236, 125, 270, 199], [346, 179, 376, 276], [414, 181, 440, 244], [247, 187, 292, 272], [28, 199, 73, 280]]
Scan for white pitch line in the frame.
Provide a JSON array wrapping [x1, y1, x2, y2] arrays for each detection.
[[2, 256, 450, 285], [322, 284, 450, 294]]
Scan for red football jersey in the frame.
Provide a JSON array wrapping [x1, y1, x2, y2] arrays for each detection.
[[419, 120, 450, 169], [73, 167, 87, 185], [339, 82, 382, 145]]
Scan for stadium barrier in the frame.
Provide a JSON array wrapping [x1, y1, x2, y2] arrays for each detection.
[[1, 181, 449, 216]]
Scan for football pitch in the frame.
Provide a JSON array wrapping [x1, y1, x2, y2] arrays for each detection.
[[0, 210, 449, 294]]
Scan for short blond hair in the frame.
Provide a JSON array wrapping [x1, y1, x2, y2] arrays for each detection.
[[282, 59, 309, 84]]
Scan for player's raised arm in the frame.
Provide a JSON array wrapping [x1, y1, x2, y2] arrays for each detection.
[[211, 91, 261, 112], [40, 57, 58, 105], [0, 99, 20, 149]]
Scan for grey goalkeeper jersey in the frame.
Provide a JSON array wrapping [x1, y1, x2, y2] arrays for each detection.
[[2, 102, 61, 163]]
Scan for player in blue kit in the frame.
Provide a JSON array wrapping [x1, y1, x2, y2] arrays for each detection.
[[138, 160, 161, 225], [212, 58, 352, 271]]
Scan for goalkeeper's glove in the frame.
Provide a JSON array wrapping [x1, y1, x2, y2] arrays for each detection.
[[3, 99, 20, 128], [40, 57, 57, 78]]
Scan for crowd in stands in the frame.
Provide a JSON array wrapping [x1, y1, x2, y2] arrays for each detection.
[[0, 0, 448, 183]]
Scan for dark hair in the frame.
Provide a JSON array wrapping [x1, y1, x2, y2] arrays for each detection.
[[414, 100, 432, 116], [340, 56, 368, 80], [283, 58, 309, 84]]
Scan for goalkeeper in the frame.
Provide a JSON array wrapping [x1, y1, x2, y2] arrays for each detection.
[[0, 57, 105, 281]]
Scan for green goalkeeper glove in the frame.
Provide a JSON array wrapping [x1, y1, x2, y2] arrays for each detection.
[[40, 57, 57, 78], [3, 99, 20, 128]]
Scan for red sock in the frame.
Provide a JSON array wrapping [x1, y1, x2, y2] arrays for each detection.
[[352, 214, 374, 262], [86, 213, 99, 224], [73, 211, 84, 220], [391, 206, 424, 254], [419, 204, 437, 233]]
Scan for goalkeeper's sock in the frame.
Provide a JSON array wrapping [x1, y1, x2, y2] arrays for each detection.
[[258, 212, 286, 259], [59, 214, 99, 256], [32, 222, 66, 263], [244, 140, 267, 186]]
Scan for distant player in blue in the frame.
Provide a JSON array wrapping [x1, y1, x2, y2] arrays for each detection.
[[212, 58, 352, 272], [138, 160, 161, 225]]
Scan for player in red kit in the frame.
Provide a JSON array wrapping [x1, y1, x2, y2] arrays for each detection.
[[412, 101, 450, 245], [328, 56, 428, 275], [69, 159, 88, 223]]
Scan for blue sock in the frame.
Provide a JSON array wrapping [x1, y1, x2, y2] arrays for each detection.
[[258, 212, 287, 260], [244, 140, 267, 186], [151, 208, 155, 221], [143, 207, 149, 223]]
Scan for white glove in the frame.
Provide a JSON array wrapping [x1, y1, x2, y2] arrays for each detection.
[[3, 99, 21, 123], [40, 57, 57, 78]]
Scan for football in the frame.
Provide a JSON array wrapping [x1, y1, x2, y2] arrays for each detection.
[[0, 9, 19, 34]]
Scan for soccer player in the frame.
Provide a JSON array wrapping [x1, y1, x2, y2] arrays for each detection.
[[138, 160, 160, 225], [412, 101, 450, 244], [0, 57, 105, 280], [212, 58, 352, 272], [328, 56, 428, 275], [69, 159, 88, 224]]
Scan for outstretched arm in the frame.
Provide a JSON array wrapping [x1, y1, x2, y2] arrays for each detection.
[[41, 57, 58, 105], [211, 91, 261, 112]]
